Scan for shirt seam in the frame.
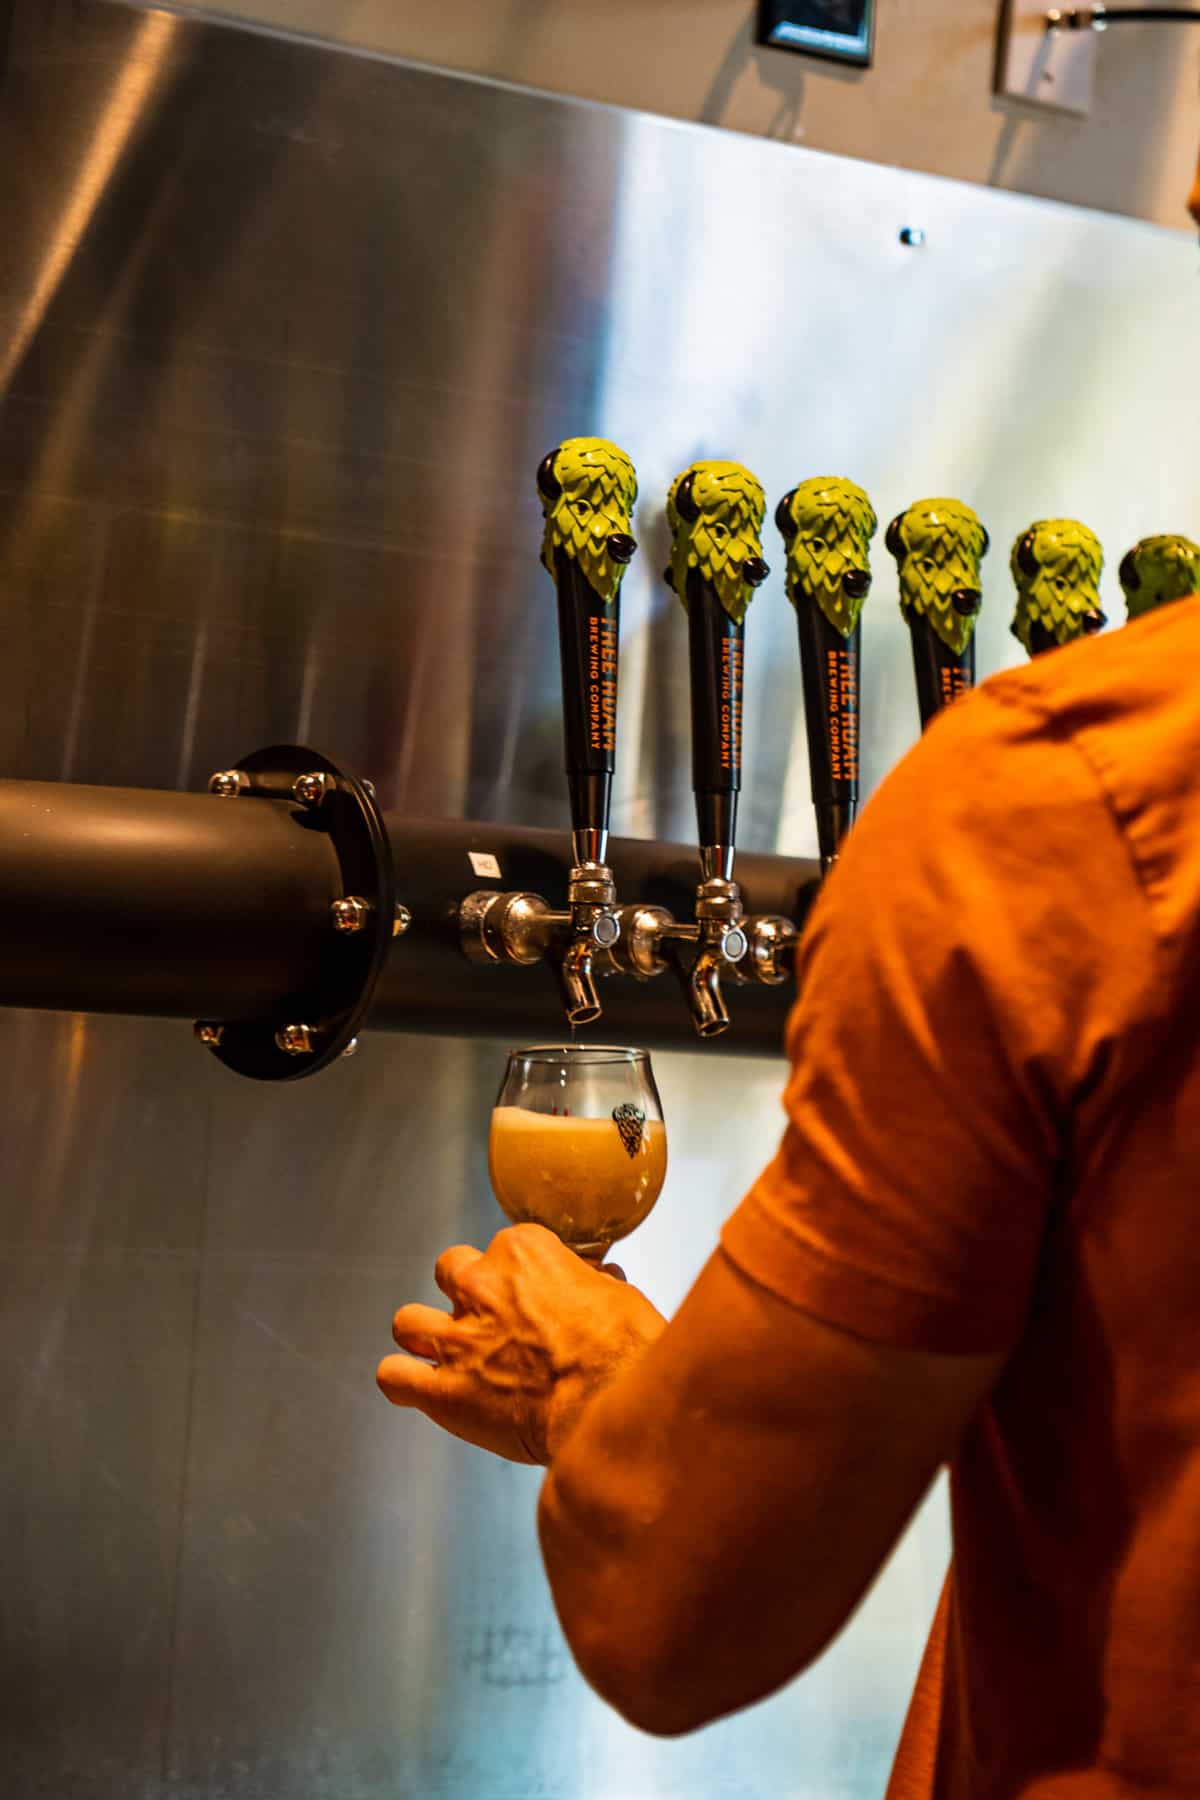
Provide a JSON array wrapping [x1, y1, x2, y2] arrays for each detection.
[[725, 1192, 1012, 1332]]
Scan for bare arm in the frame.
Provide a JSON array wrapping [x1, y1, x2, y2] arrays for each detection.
[[539, 1246, 1003, 1736]]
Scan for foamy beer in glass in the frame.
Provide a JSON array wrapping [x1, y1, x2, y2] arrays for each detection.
[[488, 1046, 667, 1261]]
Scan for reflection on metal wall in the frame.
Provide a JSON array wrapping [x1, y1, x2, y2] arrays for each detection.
[[1, 3, 1197, 1795]]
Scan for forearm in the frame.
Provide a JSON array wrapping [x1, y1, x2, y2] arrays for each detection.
[[539, 1355, 688, 1731]]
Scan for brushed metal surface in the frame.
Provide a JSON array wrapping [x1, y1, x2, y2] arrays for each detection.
[[3, 2, 1198, 1796]]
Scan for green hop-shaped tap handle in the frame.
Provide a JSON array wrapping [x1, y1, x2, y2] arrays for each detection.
[[775, 476, 877, 638], [887, 498, 989, 728], [536, 437, 639, 606], [886, 498, 989, 656], [1119, 535, 1200, 623], [665, 461, 769, 624], [1010, 520, 1106, 656]]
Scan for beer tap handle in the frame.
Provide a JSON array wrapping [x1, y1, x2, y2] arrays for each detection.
[[459, 439, 638, 1027], [537, 438, 639, 868], [886, 498, 989, 729], [775, 477, 877, 876], [1120, 535, 1200, 623], [666, 461, 769, 880], [665, 461, 769, 1034], [1010, 520, 1106, 657]]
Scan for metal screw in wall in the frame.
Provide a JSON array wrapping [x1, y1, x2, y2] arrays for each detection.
[[899, 227, 926, 248], [331, 896, 370, 933], [276, 1023, 315, 1055], [194, 1022, 224, 1047], [293, 772, 332, 807], [208, 770, 247, 797]]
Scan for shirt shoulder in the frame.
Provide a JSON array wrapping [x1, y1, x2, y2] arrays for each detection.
[[977, 599, 1200, 953], [721, 626, 1170, 1355]]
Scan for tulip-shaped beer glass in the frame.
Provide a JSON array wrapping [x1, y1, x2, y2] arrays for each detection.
[[488, 1046, 667, 1261]]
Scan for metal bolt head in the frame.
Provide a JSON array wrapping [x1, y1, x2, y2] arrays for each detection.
[[342, 1037, 359, 1059], [209, 770, 246, 798], [331, 896, 369, 934], [293, 772, 332, 807], [392, 903, 412, 937], [275, 1023, 315, 1055], [194, 1022, 224, 1047]]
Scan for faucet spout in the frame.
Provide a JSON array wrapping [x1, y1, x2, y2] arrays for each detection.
[[556, 937, 602, 1026], [684, 944, 731, 1038]]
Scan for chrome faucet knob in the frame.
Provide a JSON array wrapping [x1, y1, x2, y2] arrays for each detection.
[[741, 914, 798, 985]]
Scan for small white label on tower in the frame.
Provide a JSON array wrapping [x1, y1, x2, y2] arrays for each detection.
[[469, 851, 502, 879]]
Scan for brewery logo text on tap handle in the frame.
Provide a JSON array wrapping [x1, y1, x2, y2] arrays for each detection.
[[661, 459, 790, 1035], [1010, 520, 1105, 657], [775, 477, 877, 876], [1119, 535, 1200, 623], [887, 498, 989, 730], [665, 461, 770, 863]]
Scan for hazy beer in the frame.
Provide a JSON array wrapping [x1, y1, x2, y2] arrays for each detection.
[[488, 1102, 667, 1259]]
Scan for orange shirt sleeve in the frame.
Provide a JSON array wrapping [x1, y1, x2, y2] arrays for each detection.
[[721, 679, 1158, 1355]]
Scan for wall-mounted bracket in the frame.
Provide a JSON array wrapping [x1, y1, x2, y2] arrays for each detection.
[[997, 0, 1098, 113]]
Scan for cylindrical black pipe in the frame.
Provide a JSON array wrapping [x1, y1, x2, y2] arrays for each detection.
[[686, 570, 743, 858], [555, 547, 617, 850], [0, 780, 340, 1019], [0, 780, 816, 1058], [795, 601, 860, 868]]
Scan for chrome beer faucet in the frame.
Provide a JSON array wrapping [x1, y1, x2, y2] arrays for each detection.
[[657, 460, 783, 1034]]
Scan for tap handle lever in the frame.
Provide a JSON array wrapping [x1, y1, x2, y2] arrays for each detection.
[[1119, 534, 1200, 623], [887, 498, 989, 730], [776, 478, 877, 876], [666, 461, 769, 877], [1011, 520, 1106, 657], [537, 438, 639, 866]]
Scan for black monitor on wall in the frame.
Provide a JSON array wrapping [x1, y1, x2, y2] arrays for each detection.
[[757, 0, 875, 68]]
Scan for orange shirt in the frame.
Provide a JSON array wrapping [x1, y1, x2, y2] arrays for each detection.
[[721, 598, 1200, 1799]]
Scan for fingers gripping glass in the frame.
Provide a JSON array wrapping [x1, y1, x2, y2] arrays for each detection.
[[488, 1046, 667, 1262]]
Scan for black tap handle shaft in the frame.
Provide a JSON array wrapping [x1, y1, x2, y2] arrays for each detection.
[[909, 621, 974, 729], [555, 548, 617, 847], [537, 438, 638, 858], [795, 601, 860, 868], [686, 568, 743, 860]]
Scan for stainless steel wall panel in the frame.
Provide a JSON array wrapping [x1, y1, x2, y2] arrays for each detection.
[[2, 1, 1197, 1795], [0, 1012, 208, 1797]]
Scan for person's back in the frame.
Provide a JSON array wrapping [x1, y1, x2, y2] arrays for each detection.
[[380, 588, 1200, 1794], [878, 598, 1200, 1795]]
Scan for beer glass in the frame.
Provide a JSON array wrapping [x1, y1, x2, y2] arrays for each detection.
[[488, 1045, 667, 1261]]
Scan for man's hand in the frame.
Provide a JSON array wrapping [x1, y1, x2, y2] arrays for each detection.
[[376, 1224, 666, 1465]]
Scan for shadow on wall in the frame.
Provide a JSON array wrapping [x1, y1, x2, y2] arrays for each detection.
[[978, 3, 1187, 223], [987, 23, 1187, 223], [699, 0, 1192, 225], [699, 8, 865, 143]]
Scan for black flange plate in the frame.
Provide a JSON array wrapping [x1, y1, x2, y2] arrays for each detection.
[[204, 744, 395, 1082]]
